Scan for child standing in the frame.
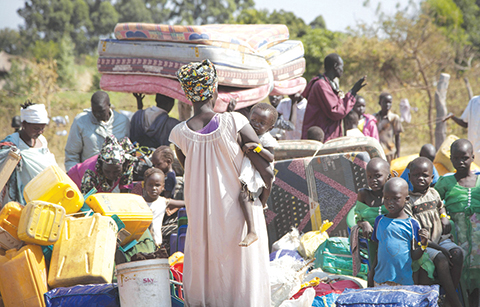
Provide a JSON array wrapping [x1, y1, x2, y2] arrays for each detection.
[[354, 157, 390, 286], [353, 95, 379, 141], [142, 168, 184, 247], [374, 93, 403, 163], [239, 103, 278, 246], [435, 139, 480, 307], [151, 146, 177, 198], [344, 110, 364, 137], [371, 178, 429, 286], [407, 157, 463, 307]]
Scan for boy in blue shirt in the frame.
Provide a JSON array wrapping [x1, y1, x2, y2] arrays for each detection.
[[371, 177, 429, 286]]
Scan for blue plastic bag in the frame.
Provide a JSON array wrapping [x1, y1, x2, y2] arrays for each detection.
[[335, 285, 439, 307], [312, 292, 340, 307], [44, 283, 120, 307], [269, 249, 304, 262]]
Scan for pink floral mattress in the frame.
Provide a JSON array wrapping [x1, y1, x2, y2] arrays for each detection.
[[113, 23, 289, 53]]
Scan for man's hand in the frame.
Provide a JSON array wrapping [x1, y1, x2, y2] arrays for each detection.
[[358, 221, 374, 239], [351, 75, 367, 95], [443, 112, 454, 122]]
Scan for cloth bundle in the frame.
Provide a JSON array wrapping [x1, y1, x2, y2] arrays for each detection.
[[98, 23, 307, 111]]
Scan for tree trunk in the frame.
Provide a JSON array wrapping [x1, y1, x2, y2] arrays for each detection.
[[464, 77, 473, 101], [415, 56, 434, 144], [435, 73, 450, 151]]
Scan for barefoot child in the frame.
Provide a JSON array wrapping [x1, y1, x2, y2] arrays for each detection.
[[435, 139, 480, 307], [151, 146, 177, 198], [143, 168, 185, 247], [371, 178, 429, 286], [354, 158, 390, 286], [407, 157, 463, 307], [238, 103, 278, 246]]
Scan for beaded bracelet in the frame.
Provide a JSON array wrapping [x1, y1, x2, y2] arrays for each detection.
[[418, 242, 428, 251], [440, 213, 450, 219], [253, 144, 263, 153]]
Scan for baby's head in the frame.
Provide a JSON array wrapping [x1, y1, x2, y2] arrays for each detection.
[[143, 168, 165, 201], [307, 126, 325, 143], [366, 158, 391, 192], [353, 95, 366, 117], [419, 144, 436, 162], [450, 139, 474, 173], [151, 146, 174, 174], [409, 157, 434, 192], [378, 92, 393, 113], [383, 177, 409, 217], [249, 103, 278, 136]]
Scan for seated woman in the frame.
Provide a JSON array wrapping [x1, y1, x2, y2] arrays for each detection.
[[1, 101, 57, 204], [67, 135, 136, 194]]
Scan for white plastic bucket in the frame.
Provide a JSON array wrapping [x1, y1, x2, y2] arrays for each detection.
[[116, 258, 172, 307]]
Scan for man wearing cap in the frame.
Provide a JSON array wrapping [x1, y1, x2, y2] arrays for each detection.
[[1, 101, 57, 204], [64, 91, 130, 172]]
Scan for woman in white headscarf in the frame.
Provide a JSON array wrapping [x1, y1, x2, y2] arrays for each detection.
[[1, 101, 57, 204]]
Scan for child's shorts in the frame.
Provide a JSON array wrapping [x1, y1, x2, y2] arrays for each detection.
[[425, 238, 464, 261]]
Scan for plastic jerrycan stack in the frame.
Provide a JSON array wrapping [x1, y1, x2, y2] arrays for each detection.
[[0, 245, 48, 307], [23, 165, 84, 214], [17, 201, 66, 246], [85, 193, 153, 245], [0, 202, 23, 240], [0, 202, 23, 250], [48, 213, 118, 288]]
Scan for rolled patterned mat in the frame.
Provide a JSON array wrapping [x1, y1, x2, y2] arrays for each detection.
[[97, 56, 271, 88], [114, 23, 289, 53], [97, 39, 269, 70], [99, 74, 270, 112]]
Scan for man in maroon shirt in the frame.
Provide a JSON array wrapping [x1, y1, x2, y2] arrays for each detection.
[[301, 53, 366, 141]]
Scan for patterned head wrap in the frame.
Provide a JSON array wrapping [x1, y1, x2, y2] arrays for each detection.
[[176, 59, 218, 103], [86, 135, 136, 192]]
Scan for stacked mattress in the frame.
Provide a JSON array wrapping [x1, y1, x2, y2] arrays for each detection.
[[98, 23, 307, 111]]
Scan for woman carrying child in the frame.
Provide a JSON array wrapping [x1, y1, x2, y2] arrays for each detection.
[[407, 157, 463, 307], [435, 139, 480, 307], [238, 103, 278, 246], [169, 59, 272, 306]]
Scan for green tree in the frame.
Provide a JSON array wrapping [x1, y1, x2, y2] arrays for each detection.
[[170, 0, 254, 25], [310, 15, 326, 29], [57, 35, 76, 88], [0, 28, 25, 55], [115, 0, 153, 23]]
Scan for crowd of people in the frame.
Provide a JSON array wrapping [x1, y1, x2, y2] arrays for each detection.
[[1, 52, 480, 306]]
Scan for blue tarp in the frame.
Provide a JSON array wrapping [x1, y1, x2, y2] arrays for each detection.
[[335, 285, 439, 307], [44, 283, 120, 307]]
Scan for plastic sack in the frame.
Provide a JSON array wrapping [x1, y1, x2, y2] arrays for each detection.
[[279, 287, 315, 307], [335, 285, 440, 307], [272, 228, 301, 253], [270, 249, 304, 262], [314, 237, 368, 280], [270, 256, 312, 307], [298, 220, 332, 258], [44, 283, 120, 307]]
